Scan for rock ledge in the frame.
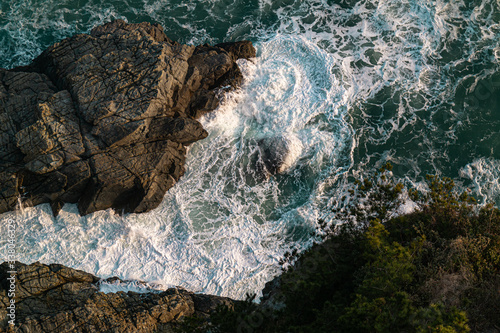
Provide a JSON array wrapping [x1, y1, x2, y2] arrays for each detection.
[[0, 262, 236, 333], [0, 20, 255, 216]]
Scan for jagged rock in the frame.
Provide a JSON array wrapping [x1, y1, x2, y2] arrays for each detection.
[[0, 20, 255, 216], [215, 41, 257, 61], [0, 262, 236, 333]]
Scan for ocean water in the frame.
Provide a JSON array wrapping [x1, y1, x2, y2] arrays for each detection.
[[0, 0, 499, 299]]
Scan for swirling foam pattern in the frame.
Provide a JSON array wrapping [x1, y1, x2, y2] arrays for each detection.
[[1, 0, 499, 298]]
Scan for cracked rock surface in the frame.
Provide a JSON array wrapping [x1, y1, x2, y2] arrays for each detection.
[[0, 262, 236, 333], [0, 20, 255, 216]]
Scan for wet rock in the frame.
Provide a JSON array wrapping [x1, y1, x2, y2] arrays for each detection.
[[0, 20, 256, 216], [256, 136, 303, 177]]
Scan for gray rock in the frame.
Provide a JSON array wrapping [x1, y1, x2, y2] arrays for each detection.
[[0, 20, 256, 216]]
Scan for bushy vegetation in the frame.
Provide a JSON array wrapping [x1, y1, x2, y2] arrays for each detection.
[[181, 164, 500, 332]]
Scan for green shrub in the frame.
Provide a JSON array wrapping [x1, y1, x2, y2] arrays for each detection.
[[210, 165, 500, 332]]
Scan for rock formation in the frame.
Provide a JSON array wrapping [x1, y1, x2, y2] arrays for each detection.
[[255, 136, 303, 178], [0, 262, 236, 333], [0, 20, 255, 216]]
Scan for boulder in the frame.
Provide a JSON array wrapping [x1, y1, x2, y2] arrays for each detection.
[[255, 135, 303, 178]]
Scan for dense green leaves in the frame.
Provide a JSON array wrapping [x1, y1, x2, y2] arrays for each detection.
[[180, 167, 500, 332]]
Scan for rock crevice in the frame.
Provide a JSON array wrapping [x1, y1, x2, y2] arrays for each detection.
[[0, 20, 256, 216]]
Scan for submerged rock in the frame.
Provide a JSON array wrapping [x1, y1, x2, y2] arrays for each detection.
[[0, 20, 255, 216], [0, 262, 235, 333], [256, 135, 303, 178]]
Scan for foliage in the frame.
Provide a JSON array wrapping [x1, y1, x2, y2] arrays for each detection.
[[174, 294, 260, 333], [195, 165, 500, 332]]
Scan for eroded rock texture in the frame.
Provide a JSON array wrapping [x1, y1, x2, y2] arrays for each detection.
[[0, 20, 255, 216], [0, 262, 235, 333]]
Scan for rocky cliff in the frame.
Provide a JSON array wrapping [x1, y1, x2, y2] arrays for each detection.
[[0, 20, 255, 216], [0, 262, 236, 333]]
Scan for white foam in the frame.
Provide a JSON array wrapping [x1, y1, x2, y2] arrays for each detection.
[[0, 34, 351, 300], [1, 0, 498, 301], [0, 1, 130, 69], [98, 279, 170, 294], [460, 158, 500, 205]]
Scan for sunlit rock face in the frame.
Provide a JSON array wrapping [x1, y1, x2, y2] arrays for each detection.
[[0, 20, 255, 216], [0, 262, 236, 332]]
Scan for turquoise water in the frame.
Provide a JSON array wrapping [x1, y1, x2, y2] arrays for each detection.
[[1, 0, 499, 299]]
